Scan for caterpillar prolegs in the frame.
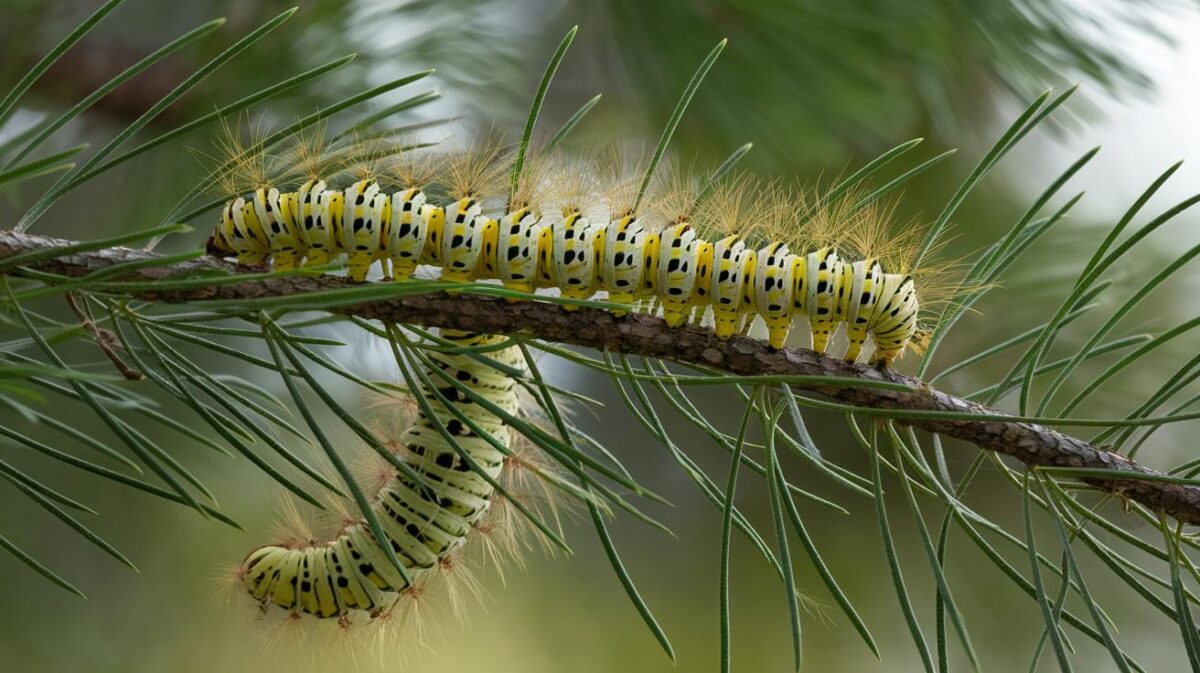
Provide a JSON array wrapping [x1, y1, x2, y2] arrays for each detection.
[[240, 331, 523, 618], [208, 172, 921, 366]]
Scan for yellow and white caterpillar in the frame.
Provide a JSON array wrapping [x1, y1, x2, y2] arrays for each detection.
[[206, 129, 945, 628], [239, 330, 523, 619], [207, 148, 924, 366]]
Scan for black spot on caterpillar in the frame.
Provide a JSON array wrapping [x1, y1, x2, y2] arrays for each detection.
[[208, 144, 935, 377], [240, 331, 523, 618]]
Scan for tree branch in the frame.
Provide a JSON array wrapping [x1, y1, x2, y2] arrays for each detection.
[[4, 229, 1199, 525]]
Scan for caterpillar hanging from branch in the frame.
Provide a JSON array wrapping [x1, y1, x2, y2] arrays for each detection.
[[205, 125, 951, 628], [206, 138, 927, 367], [205, 31, 951, 630], [240, 330, 526, 620]]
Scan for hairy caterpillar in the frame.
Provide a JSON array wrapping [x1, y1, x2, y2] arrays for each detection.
[[239, 330, 523, 619], [207, 146, 923, 367], [212, 134, 938, 624]]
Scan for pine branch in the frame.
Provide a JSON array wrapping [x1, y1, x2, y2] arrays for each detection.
[[4, 228, 1199, 525]]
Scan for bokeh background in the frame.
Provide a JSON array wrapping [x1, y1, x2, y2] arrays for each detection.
[[2, 0, 1199, 670]]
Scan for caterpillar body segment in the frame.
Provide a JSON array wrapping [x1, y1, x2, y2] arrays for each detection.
[[843, 259, 882, 363], [495, 207, 543, 295], [211, 176, 926, 366], [341, 180, 388, 281], [657, 223, 699, 327], [690, 239, 714, 311], [248, 187, 305, 270], [438, 198, 491, 282], [543, 208, 600, 307], [865, 273, 920, 366], [805, 247, 839, 354], [709, 235, 751, 338], [640, 231, 662, 296], [386, 187, 429, 280], [209, 196, 271, 266], [242, 331, 522, 619], [754, 241, 794, 349], [203, 204, 234, 260], [477, 213, 501, 279], [295, 179, 341, 266], [602, 214, 646, 309]]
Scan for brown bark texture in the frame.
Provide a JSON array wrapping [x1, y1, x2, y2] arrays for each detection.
[[3, 229, 1197, 525]]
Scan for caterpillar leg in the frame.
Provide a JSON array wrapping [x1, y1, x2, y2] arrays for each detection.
[[501, 280, 536, 302], [441, 270, 475, 285], [607, 292, 637, 315], [764, 315, 791, 349], [561, 287, 593, 309], [346, 252, 374, 282], [391, 257, 418, 281], [868, 348, 901, 369], [868, 327, 914, 369], [810, 318, 835, 354], [713, 308, 740, 339], [304, 250, 332, 267], [843, 334, 866, 363], [272, 252, 300, 271], [661, 299, 690, 327], [844, 315, 873, 363], [236, 253, 271, 267]]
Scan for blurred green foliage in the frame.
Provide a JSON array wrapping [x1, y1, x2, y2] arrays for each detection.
[[549, 0, 1161, 170], [0, 0, 1167, 170]]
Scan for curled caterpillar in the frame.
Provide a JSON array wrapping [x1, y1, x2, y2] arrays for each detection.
[[208, 158, 923, 367], [240, 330, 522, 618]]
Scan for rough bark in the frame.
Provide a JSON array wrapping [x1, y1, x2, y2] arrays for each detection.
[[4, 229, 1198, 524]]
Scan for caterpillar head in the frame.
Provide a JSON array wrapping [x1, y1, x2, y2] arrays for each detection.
[[908, 327, 933, 356]]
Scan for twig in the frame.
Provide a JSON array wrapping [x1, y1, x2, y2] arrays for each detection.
[[64, 291, 143, 380], [3, 228, 1199, 524]]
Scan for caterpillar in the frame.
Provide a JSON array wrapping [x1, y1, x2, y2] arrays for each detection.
[[201, 91, 955, 644], [214, 138, 934, 620], [239, 330, 524, 619], [207, 145, 924, 367]]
